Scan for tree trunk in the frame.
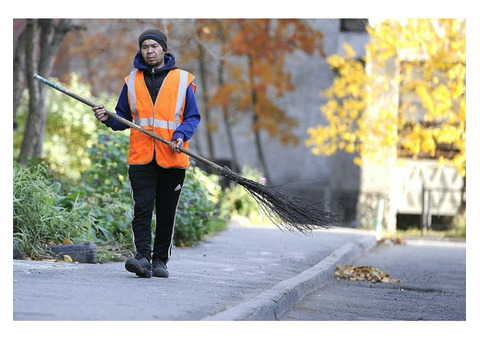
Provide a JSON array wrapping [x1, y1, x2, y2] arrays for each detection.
[[197, 36, 215, 160], [218, 61, 239, 173], [19, 19, 41, 161], [247, 54, 272, 184], [18, 19, 75, 161], [217, 22, 239, 172], [13, 29, 27, 129]]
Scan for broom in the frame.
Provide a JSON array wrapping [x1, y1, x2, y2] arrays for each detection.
[[33, 73, 338, 233]]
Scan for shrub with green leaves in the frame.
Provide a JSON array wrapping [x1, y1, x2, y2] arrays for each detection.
[[14, 73, 117, 181], [220, 166, 264, 219], [13, 162, 93, 259], [76, 131, 227, 248], [70, 130, 133, 245], [175, 165, 226, 247]]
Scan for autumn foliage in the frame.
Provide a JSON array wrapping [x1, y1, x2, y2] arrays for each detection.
[[306, 19, 466, 178], [197, 19, 325, 182]]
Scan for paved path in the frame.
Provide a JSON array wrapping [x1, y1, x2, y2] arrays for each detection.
[[13, 224, 375, 321]]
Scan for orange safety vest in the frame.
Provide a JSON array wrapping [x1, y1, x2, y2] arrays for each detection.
[[125, 68, 195, 168]]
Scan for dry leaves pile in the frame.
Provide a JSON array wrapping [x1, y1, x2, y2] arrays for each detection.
[[378, 236, 404, 245], [335, 265, 400, 283]]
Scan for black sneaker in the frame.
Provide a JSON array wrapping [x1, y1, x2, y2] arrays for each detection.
[[152, 259, 169, 278], [125, 254, 151, 278]]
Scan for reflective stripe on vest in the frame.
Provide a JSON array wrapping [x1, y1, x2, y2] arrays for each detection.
[[127, 69, 189, 130], [127, 70, 137, 119]]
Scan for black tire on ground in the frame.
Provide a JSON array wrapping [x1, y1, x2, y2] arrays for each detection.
[[46, 242, 97, 263]]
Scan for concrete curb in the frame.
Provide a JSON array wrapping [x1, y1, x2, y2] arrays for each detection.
[[202, 234, 377, 321]]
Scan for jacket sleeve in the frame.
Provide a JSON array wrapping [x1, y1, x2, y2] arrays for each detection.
[[102, 84, 132, 131], [172, 84, 201, 142]]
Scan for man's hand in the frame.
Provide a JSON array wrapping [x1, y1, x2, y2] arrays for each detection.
[[92, 106, 108, 122], [170, 138, 184, 154]]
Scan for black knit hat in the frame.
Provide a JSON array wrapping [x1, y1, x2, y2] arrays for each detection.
[[138, 28, 168, 52]]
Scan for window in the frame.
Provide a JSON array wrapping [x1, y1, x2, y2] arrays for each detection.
[[340, 19, 368, 32]]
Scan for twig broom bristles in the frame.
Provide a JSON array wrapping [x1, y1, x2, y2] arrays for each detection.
[[33, 74, 338, 233]]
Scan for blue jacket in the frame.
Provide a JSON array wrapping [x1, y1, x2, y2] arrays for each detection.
[[103, 51, 201, 142]]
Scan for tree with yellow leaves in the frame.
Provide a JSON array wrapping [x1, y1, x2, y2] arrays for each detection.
[[306, 19, 466, 180]]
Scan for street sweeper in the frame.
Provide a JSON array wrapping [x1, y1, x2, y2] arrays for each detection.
[[92, 28, 201, 279]]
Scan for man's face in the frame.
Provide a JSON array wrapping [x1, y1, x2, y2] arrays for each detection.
[[141, 39, 164, 67]]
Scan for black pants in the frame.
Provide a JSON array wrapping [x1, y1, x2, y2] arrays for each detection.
[[128, 161, 186, 263]]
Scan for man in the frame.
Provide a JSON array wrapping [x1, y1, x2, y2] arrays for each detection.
[[92, 28, 201, 278]]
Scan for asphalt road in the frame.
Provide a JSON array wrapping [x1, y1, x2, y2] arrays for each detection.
[[280, 239, 466, 321]]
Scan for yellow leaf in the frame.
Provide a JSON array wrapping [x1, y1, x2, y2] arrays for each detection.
[[63, 238, 73, 245], [63, 255, 73, 262]]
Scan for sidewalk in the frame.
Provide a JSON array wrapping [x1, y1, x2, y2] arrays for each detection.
[[12, 223, 377, 321]]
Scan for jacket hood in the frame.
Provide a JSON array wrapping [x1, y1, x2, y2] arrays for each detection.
[[133, 50, 178, 73]]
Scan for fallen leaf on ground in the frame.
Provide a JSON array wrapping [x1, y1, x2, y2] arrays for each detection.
[[378, 236, 403, 245], [335, 265, 400, 283]]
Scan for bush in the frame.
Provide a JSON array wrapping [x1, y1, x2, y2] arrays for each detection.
[[13, 162, 93, 259], [175, 165, 226, 247], [220, 166, 264, 219], [14, 74, 118, 181], [69, 130, 133, 245], [13, 157, 228, 260], [75, 132, 227, 248]]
